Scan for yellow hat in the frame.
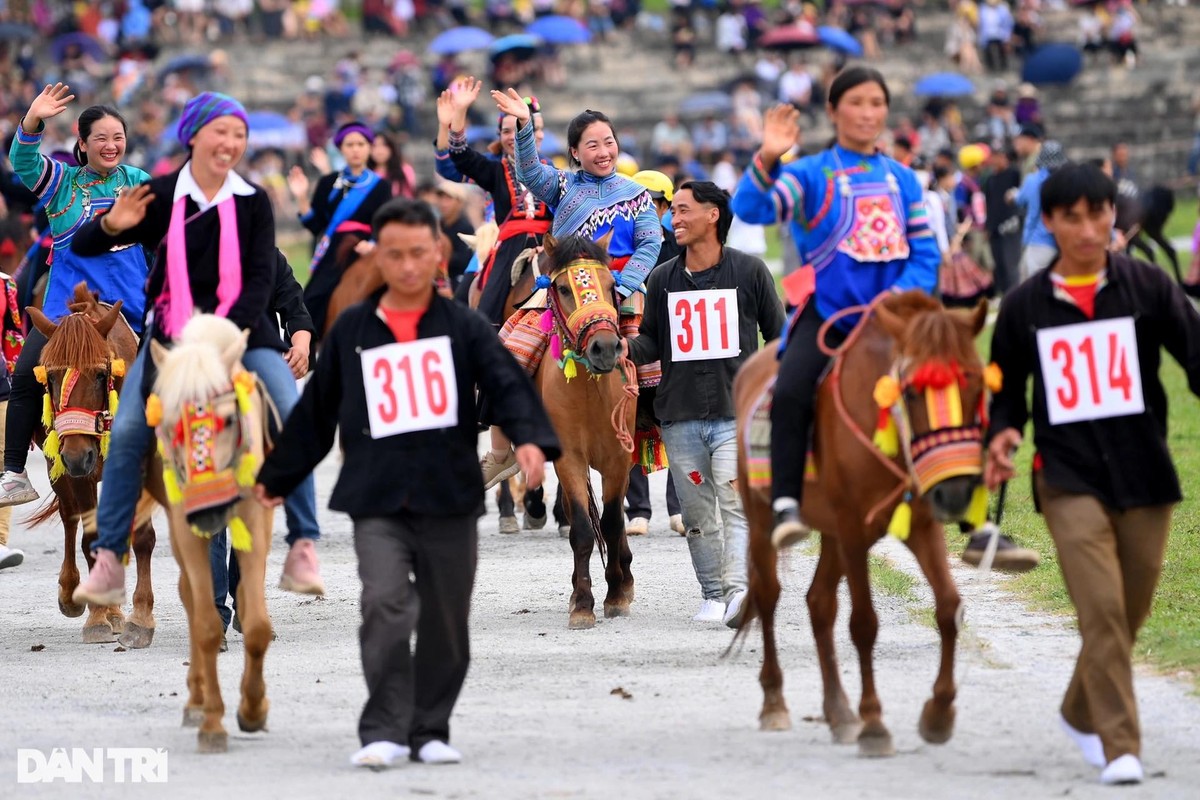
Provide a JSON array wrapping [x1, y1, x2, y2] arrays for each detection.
[[631, 169, 675, 203], [958, 144, 991, 171], [615, 153, 639, 177]]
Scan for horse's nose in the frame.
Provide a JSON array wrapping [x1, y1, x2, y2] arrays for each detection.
[[586, 337, 618, 374], [65, 446, 98, 478], [928, 476, 978, 522]]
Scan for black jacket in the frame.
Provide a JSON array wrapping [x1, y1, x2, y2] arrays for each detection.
[[272, 250, 314, 344], [628, 247, 785, 422], [300, 171, 393, 269], [258, 289, 562, 518], [71, 168, 284, 352], [989, 252, 1200, 510]]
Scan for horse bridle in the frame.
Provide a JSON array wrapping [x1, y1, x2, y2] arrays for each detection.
[[547, 258, 620, 370]]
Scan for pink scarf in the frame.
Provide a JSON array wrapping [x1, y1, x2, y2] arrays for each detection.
[[160, 194, 242, 338]]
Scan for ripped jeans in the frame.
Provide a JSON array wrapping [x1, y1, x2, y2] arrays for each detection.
[[659, 417, 747, 602]]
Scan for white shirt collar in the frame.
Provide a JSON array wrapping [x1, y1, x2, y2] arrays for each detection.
[[173, 161, 256, 213]]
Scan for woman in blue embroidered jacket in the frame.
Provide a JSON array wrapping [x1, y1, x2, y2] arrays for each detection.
[[0, 83, 150, 507], [287, 121, 393, 339], [730, 67, 940, 547], [479, 90, 662, 487]]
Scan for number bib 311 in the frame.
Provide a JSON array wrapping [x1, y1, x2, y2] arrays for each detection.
[[1036, 317, 1143, 425], [361, 336, 458, 438], [668, 289, 740, 362]]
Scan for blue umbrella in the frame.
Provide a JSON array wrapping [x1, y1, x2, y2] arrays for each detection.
[[526, 15, 591, 45], [818, 26, 863, 57], [678, 91, 734, 118], [489, 33, 542, 61], [0, 23, 35, 41], [913, 72, 976, 98], [51, 32, 106, 63], [246, 111, 305, 149], [428, 26, 495, 56], [157, 53, 211, 85], [1021, 43, 1084, 86]]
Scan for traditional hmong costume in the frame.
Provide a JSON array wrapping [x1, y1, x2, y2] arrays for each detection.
[[731, 145, 940, 505]]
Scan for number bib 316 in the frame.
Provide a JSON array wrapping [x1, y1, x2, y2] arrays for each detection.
[[1036, 317, 1143, 425], [668, 289, 740, 362], [361, 336, 458, 438]]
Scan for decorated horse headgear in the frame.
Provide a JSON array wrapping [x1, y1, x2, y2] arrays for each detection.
[[538, 259, 620, 381], [870, 357, 1002, 540], [145, 370, 260, 551], [33, 357, 124, 482]]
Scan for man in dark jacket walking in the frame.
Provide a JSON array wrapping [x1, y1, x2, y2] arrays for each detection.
[[257, 199, 560, 769]]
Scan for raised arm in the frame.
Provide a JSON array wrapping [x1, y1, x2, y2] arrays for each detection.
[[493, 88, 565, 207], [8, 83, 77, 204], [731, 104, 806, 227]]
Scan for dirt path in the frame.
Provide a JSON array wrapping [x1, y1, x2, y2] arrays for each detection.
[[2, 457, 1196, 799]]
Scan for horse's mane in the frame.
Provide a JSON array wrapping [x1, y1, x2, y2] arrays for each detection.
[[548, 235, 609, 270], [41, 313, 110, 372], [154, 316, 245, 416], [887, 292, 980, 367]]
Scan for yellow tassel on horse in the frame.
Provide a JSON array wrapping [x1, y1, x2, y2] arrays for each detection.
[[887, 500, 912, 541], [963, 483, 990, 529], [229, 516, 253, 552], [108, 388, 119, 417], [41, 392, 53, 430], [44, 429, 65, 481], [162, 466, 183, 505], [235, 452, 258, 489]]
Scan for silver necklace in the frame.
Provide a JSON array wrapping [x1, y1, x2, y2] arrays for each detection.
[[830, 145, 898, 197]]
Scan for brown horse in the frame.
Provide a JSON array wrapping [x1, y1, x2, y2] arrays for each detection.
[[146, 315, 275, 752], [537, 234, 636, 629], [26, 283, 157, 647], [734, 291, 988, 756]]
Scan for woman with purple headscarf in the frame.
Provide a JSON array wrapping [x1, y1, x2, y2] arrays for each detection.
[[287, 121, 393, 338], [70, 91, 325, 607]]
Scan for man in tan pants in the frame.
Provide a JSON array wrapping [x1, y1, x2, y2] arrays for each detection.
[[985, 163, 1200, 786]]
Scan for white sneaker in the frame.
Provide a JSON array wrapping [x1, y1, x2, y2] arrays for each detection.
[[626, 516, 649, 536], [692, 598, 726, 623], [415, 740, 462, 764], [723, 590, 748, 628], [669, 514, 685, 535], [350, 740, 410, 769], [1100, 754, 1143, 785], [1059, 714, 1105, 768], [0, 470, 38, 507], [0, 544, 24, 570]]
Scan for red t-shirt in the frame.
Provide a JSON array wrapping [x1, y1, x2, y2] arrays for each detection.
[[381, 307, 424, 343], [1051, 272, 1102, 320]]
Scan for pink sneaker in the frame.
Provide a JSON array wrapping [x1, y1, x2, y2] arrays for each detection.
[[72, 548, 126, 606], [279, 539, 325, 596]]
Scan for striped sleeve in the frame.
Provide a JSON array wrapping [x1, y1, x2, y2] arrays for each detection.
[[8, 121, 66, 201], [731, 153, 805, 227], [513, 121, 564, 208], [617, 191, 664, 295], [892, 167, 941, 295]]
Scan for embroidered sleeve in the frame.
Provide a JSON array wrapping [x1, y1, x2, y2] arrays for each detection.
[[8, 121, 66, 203], [732, 153, 805, 227], [514, 121, 565, 207], [618, 192, 663, 295]]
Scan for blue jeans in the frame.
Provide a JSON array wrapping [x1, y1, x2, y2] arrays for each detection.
[[1188, 132, 1200, 177], [93, 346, 320, 556], [210, 530, 238, 630], [659, 418, 748, 602]]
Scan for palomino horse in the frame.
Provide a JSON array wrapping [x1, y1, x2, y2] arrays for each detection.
[[537, 235, 636, 629], [26, 283, 157, 647], [144, 315, 274, 753], [734, 291, 989, 756]]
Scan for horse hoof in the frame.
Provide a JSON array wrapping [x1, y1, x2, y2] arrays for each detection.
[[499, 515, 520, 535], [182, 707, 204, 728], [568, 611, 596, 630], [760, 710, 792, 732], [918, 700, 956, 745], [237, 707, 269, 733], [81, 623, 116, 644], [524, 514, 547, 530], [106, 614, 125, 635], [118, 622, 155, 649], [831, 720, 864, 744], [197, 730, 228, 754], [603, 601, 630, 618], [857, 732, 896, 758], [59, 600, 86, 618]]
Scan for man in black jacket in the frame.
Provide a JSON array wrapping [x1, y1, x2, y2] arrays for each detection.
[[985, 163, 1200, 787], [256, 199, 560, 769], [625, 181, 785, 627]]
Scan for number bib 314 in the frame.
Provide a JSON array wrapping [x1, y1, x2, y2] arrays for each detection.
[[1036, 317, 1143, 425], [668, 289, 740, 362], [361, 336, 459, 438]]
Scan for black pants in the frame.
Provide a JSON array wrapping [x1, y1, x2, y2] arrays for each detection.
[[771, 303, 845, 504], [4, 328, 48, 473], [625, 465, 680, 520], [354, 513, 478, 751], [984, 39, 1007, 71], [989, 230, 1023, 296], [477, 234, 541, 327]]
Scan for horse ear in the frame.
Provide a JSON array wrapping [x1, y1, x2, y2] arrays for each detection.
[[873, 300, 910, 342], [968, 297, 989, 336], [220, 330, 250, 371], [458, 232, 477, 248], [594, 229, 614, 256], [150, 338, 168, 368], [94, 300, 123, 337], [72, 282, 91, 305], [26, 306, 58, 339], [543, 234, 558, 260]]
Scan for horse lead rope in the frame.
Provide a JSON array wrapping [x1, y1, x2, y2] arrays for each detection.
[[816, 295, 914, 526], [611, 357, 639, 453]]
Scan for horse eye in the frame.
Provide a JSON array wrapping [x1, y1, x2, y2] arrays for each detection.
[[557, 285, 571, 296]]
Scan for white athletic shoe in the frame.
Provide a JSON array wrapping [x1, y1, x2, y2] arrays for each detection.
[[669, 514, 685, 535], [1100, 754, 1143, 785], [626, 517, 649, 536], [723, 590, 748, 628], [1059, 714, 1105, 768], [692, 598, 726, 623], [415, 740, 462, 765], [350, 740, 410, 769], [0, 470, 38, 507], [0, 544, 24, 570]]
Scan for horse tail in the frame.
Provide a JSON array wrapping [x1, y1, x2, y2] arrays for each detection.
[[585, 479, 607, 565], [24, 495, 62, 528]]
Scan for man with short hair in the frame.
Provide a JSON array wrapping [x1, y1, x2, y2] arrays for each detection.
[[624, 181, 785, 626], [986, 162, 1200, 787]]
